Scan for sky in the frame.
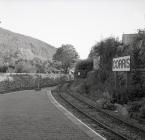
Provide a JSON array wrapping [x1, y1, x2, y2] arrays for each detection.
[[0, 0, 145, 59]]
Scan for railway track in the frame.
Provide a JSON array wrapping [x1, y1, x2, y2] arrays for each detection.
[[57, 91, 145, 140]]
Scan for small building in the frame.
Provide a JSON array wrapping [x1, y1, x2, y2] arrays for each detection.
[[122, 34, 138, 46]]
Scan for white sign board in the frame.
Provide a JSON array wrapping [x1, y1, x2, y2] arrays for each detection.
[[112, 56, 130, 71], [93, 56, 100, 70]]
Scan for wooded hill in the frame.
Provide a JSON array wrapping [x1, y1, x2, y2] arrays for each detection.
[[0, 27, 56, 62]]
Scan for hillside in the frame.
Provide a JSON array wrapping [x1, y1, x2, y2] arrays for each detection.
[[0, 28, 56, 61]]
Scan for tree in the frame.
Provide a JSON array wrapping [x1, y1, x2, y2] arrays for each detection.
[[88, 37, 121, 84], [0, 65, 8, 73], [74, 59, 93, 78], [89, 37, 121, 72], [15, 61, 37, 73], [53, 44, 79, 73], [36, 63, 45, 73], [131, 30, 145, 96]]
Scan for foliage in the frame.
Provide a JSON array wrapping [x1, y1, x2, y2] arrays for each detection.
[[0, 73, 70, 93], [15, 61, 37, 73], [52, 61, 62, 70], [128, 102, 142, 119], [130, 30, 145, 99], [129, 102, 142, 113], [111, 84, 144, 104], [75, 80, 89, 94], [111, 87, 128, 104], [74, 59, 93, 78], [88, 32, 145, 103], [36, 63, 45, 73], [103, 101, 116, 110], [89, 37, 121, 85], [15, 63, 24, 73], [44, 60, 63, 73], [0, 65, 8, 73], [31, 57, 42, 65], [53, 44, 79, 73], [89, 37, 121, 71], [139, 106, 145, 118]]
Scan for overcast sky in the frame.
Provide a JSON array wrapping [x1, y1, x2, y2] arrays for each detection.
[[0, 0, 145, 59]]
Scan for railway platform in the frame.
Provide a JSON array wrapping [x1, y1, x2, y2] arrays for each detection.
[[0, 88, 105, 140]]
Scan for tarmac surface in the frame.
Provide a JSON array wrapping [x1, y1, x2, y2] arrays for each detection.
[[0, 88, 104, 140]]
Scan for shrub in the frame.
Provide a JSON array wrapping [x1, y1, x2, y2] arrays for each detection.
[[76, 80, 88, 94], [97, 69, 110, 83], [128, 102, 142, 114], [127, 84, 144, 101], [0, 65, 8, 72], [103, 100, 116, 110], [111, 87, 128, 104], [128, 102, 142, 119], [139, 106, 145, 119], [85, 71, 98, 86], [74, 59, 93, 78]]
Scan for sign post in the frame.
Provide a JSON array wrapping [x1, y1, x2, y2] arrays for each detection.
[[112, 56, 130, 89], [114, 71, 117, 88], [126, 72, 128, 89]]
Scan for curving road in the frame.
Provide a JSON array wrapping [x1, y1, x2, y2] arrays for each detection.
[[0, 89, 94, 140]]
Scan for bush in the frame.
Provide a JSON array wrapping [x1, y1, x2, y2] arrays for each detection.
[[0, 65, 8, 72], [129, 102, 142, 113], [127, 84, 144, 101], [139, 106, 145, 119], [76, 80, 88, 94], [128, 102, 142, 119], [97, 69, 111, 83], [111, 87, 128, 104], [103, 100, 116, 110], [74, 59, 93, 78], [0, 73, 70, 93]]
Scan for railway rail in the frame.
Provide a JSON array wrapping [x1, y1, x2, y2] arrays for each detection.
[[57, 90, 145, 140]]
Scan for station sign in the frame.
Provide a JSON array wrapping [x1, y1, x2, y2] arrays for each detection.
[[112, 56, 130, 71]]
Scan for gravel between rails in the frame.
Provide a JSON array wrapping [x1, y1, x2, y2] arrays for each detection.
[[52, 90, 131, 140], [66, 91, 145, 140]]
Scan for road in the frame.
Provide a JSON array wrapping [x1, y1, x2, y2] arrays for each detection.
[[0, 89, 96, 140]]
